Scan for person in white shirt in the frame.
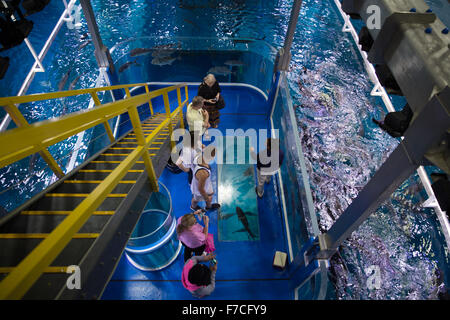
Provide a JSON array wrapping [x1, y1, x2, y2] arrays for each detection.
[[176, 131, 199, 185], [190, 148, 220, 212], [186, 96, 210, 136]]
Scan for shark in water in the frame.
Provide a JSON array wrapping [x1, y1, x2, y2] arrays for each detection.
[[78, 39, 92, 50], [224, 59, 245, 67], [68, 73, 85, 91], [151, 55, 180, 66], [208, 66, 235, 76], [220, 206, 257, 239], [118, 60, 140, 73], [130, 47, 152, 57], [58, 68, 71, 91]]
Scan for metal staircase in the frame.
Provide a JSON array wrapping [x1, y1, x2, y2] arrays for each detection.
[[0, 83, 188, 299]]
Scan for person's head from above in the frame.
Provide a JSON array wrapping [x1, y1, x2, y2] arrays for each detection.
[[197, 146, 216, 166], [176, 213, 197, 235], [191, 96, 205, 110], [188, 263, 212, 286], [204, 73, 216, 87]]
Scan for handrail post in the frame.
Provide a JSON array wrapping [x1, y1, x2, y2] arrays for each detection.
[[90, 92, 115, 143], [162, 92, 176, 151], [4, 104, 64, 178], [128, 106, 159, 192], [176, 87, 185, 130], [145, 85, 154, 116]]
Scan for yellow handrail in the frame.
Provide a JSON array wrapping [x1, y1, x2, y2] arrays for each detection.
[[0, 82, 188, 299], [0, 82, 163, 105], [0, 83, 186, 168]]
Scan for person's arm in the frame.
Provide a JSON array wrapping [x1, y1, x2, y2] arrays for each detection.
[[214, 82, 221, 99], [192, 252, 215, 263], [202, 109, 209, 128], [193, 209, 209, 237], [202, 215, 209, 237], [176, 162, 190, 173]]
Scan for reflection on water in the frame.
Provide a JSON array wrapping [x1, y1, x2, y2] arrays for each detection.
[[218, 165, 260, 242], [218, 137, 260, 242], [288, 0, 450, 298]]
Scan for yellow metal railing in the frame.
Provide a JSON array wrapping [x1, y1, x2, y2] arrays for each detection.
[[0, 82, 188, 299], [0, 82, 187, 177]]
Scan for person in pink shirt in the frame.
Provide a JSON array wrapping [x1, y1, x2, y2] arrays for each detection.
[[177, 210, 209, 262], [181, 253, 218, 298]]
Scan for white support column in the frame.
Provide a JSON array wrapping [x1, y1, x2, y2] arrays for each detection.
[[61, 0, 74, 22], [23, 39, 45, 73]]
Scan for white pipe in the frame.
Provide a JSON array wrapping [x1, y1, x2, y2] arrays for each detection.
[[0, 0, 78, 132], [23, 38, 45, 72], [142, 81, 268, 101], [333, 0, 394, 111]]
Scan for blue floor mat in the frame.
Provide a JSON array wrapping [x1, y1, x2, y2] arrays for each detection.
[[102, 85, 291, 300]]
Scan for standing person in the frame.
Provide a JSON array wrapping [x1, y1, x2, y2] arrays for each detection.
[[177, 211, 209, 262], [372, 103, 413, 138], [191, 148, 221, 211], [197, 74, 225, 128], [186, 96, 210, 138], [181, 253, 218, 298], [250, 138, 284, 198], [176, 131, 200, 185]]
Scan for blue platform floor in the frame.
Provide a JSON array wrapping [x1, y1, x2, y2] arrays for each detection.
[[102, 85, 293, 300]]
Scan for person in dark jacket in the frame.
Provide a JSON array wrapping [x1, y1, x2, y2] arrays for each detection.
[[197, 74, 225, 128], [250, 138, 284, 198], [372, 103, 413, 138]]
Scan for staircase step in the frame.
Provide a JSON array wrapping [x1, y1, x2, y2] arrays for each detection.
[[0, 106, 181, 299], [0, 214, 110, 234]]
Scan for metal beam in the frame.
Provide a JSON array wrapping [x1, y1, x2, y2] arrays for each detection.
[[277, 0, 303, 71], [318, 86, 450, 258], [79, 0, 116, 74]]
